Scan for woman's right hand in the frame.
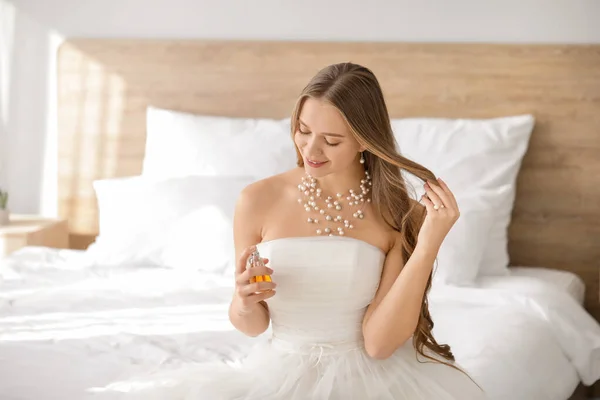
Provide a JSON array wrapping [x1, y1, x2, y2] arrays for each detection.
[[233, 245, 277, 315]]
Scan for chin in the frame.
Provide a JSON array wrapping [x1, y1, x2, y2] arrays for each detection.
[[304, 168, 325, 178]]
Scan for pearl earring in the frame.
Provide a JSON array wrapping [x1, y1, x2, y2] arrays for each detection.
[[359, 152, 365, 164]]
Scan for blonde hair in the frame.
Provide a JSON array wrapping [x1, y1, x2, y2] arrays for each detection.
[[290, 62, 469, 376]]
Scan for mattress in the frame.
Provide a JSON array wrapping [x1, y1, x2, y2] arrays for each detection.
[[0, 246, 598, 400], [474, 266, 586, 305]]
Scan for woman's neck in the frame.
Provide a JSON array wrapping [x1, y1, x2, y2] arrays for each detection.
[[308, 165, 367, 199]]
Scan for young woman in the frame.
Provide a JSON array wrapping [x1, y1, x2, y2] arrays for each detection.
[[99, 62, 486, 399]]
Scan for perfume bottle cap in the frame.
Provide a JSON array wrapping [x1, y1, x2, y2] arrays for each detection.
[[249, 250, 260, 267]]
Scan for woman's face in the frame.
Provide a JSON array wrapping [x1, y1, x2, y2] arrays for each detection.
[[294, 97, 363, 178]]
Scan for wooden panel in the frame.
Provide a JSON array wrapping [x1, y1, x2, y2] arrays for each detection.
[[0, 215, 69, 257], [57, 40, 600, 322], [28, 220, 69, 249], [69, 233, 96, 250]]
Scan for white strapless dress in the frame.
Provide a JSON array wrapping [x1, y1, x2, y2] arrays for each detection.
[[93, 236, 487, 399]]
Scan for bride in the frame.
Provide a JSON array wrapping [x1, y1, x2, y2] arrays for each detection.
[[96, 62, 487, 399]]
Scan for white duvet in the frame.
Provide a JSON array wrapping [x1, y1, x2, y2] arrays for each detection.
[[0, 247, 598, 400]]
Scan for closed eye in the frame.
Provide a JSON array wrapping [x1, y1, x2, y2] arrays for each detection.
[[298, 129, 340, 147]]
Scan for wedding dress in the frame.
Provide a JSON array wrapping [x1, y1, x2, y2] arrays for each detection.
[[91, 236, 486, 399]]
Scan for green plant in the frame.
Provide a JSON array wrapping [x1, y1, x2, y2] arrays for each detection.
[[0, 189, 8, 210]]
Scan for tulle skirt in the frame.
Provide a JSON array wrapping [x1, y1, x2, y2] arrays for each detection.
[[88, 337, 487, 400]]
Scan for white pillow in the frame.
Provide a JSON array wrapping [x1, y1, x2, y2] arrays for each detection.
[[394, 115, 535, 283], [88, 175, 254, 273], [160, 205, 236, 272], [143, 106, 296, 180]]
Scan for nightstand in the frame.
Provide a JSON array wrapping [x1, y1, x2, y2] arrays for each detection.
[[0, 215, 69, 257]]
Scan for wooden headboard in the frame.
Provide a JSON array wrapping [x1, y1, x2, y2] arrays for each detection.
[[57, 39, 600, 321]]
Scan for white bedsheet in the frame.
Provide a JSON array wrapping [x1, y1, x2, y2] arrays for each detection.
[[0, 247, 598, 400]]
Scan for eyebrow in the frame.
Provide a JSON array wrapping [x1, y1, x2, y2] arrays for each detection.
[[299, 119, 345, 138]]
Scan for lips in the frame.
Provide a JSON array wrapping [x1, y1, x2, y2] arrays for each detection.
[[306, 159, 328, 168]]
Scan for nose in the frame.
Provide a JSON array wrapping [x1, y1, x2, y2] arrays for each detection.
[[303, 135, 323, 158]]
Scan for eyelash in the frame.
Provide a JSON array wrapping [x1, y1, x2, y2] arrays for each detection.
[[298, 129, 340, 147]]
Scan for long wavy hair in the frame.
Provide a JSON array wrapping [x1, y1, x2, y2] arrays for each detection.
[[290, 62, 466, 374]]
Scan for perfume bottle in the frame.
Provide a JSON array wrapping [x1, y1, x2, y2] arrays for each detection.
[[248, 249, 272, 284]]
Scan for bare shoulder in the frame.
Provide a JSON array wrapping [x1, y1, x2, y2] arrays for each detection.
[[376, 198, 424, 253], [234, 169, 300, 248], [237, 169, 299, 206], [235, 168, 302, 223]]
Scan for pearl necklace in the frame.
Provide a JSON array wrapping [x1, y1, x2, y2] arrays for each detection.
[[297, 170, 372, 236]]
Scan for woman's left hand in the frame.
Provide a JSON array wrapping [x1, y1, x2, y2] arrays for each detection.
[[417, 178, 460, 253]]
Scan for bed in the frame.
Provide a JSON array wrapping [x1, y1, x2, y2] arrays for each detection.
[[0, 40, 599, 399], [0, 246, 596, 400]]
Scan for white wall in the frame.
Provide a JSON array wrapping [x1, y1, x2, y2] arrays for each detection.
[[3, 0, 600, 215], [12, 0, 600, 42]]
